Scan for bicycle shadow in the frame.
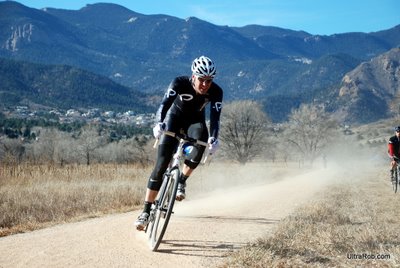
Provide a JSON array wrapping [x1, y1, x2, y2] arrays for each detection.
[[186, 215, 279, 225], [156, 215, 279, 256], [156, 239, 245, 256]]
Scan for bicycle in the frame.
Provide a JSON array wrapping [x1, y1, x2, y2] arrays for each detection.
[[391, 157, 400, 193], [144, 130, 209, 251]]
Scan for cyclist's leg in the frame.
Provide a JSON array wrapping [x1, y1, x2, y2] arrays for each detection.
[[135, 139, 177, 229], [136, 117, 181, 229], [391, 160, 398, 181], [144, 112, 182, 201], [185, 121, 208, 169], [147, 138, 177, 192], [176, 122, 208, 200]]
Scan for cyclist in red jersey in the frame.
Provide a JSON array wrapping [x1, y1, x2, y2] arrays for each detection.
[[135, 56, 223, 230], [388, 126, 400, 181]]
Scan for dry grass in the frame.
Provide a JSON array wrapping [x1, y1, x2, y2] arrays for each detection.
[[0, 161, 303, 238], [0, 163, 151, 236], [221, 166, 400, 267]]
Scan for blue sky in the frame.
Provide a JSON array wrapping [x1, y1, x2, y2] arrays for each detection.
[[11, 0, 400, 35]]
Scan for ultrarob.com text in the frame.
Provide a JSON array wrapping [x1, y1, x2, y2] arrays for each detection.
[[347, 253, 390, 260]]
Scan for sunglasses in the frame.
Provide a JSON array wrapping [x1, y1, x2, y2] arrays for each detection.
[[197, 77, 213, 83]]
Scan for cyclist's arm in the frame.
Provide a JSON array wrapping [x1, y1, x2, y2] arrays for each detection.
[[155, 79, 179, 122], [209, 86, 223, 139], [388, 142, 395, 158]]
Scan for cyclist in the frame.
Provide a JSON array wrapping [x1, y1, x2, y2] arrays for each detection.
[[388, 126, 400, 181], [135, 56, 223, 230]]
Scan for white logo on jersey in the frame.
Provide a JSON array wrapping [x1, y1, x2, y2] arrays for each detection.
[[213, 102, 222, 112], [166, 88, 176, 98], [180, 94, 194, 101]]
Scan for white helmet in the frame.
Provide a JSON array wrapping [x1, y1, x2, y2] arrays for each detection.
[[191, 56, 216, 78]]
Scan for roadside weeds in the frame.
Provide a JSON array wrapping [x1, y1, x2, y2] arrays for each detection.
[[221, 167, 400, 267]]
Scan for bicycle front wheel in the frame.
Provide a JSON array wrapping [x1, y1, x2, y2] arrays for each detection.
[[147, 168, 180, 251]]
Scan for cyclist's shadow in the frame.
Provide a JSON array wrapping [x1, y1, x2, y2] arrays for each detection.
[[157, 239, 245, 257], [156, 215, 278, 257]]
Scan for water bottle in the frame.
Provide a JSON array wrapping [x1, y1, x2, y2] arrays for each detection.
[[182, 143, 194, 156]]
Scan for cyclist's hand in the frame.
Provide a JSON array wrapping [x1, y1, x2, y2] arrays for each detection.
[[208, 137, 219, 155], [153, 122, 166, 139]]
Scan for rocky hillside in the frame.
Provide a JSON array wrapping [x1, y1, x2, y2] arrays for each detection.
[[331, 48, 400, 123]]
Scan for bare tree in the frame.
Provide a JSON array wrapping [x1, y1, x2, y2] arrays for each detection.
[[0, 137, 25, 165], [28, 128, 57, 164], [97, 135, 152, 165], [283, 103, 338, 166], [52, 131, 79, 165], [219, 100, 271, 164], [77, 125, 107, 165], [25, 128, 74, 165]]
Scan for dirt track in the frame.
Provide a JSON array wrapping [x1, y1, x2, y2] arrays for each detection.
[[0, 166, 334, 268]]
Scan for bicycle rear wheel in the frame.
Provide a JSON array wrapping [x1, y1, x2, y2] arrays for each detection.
[[393, 168, 398, 193], [147, 168, 180, 251]]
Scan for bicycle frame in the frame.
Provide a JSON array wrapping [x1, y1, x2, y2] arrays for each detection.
[[146, 130, 208, 251]]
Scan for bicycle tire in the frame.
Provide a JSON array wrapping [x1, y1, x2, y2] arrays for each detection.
[[147, 167, 180, 251], [396, 166, 400, 193], [393, 167, 398, 193]]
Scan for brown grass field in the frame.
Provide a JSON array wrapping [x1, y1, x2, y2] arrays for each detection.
[[0, 163, 150, 236]]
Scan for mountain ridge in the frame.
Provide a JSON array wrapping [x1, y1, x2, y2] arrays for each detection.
[[0, 57, 154, 112], [1, 1, 399, 123]]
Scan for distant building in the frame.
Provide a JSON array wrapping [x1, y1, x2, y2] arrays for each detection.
[[66, 109, 81, 117]]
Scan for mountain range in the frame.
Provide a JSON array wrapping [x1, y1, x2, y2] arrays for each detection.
[[1, 1, 400, 123], [0, 57, 153, 112]]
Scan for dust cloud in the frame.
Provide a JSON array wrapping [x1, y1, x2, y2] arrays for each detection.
[[175, 137, 388, 216]]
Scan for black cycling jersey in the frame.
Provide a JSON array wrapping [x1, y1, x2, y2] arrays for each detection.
[[156, 76, 223, 138], [147, 76, 223, 191], [388, 135, 400, 159]]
